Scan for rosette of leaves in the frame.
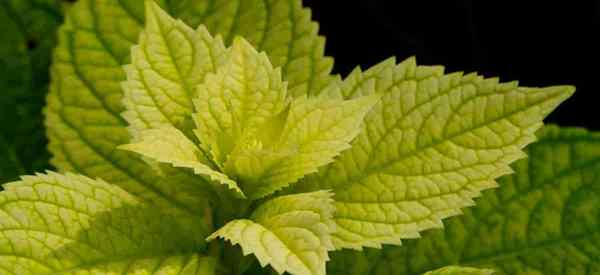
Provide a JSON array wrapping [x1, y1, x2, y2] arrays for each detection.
[[0, 0, 580, 274]]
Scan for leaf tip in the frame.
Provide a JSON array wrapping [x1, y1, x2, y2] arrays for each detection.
[[231, 36, 256, 53], [556, 84, 576, 98], [144, 0, 159, 16]]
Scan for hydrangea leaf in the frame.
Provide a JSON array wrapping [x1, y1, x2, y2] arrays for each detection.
[[423, 266, 495, 275], [122, 0, 227, 141], [230, 93, 380, 200], [191, 0, 335, 98], [327, 126, 600, 275], [292, 57, 574, 250], [119, 126, 245, 198], [193, 37, 288, 166], [0, 172, 212, 274], [45, 0, 330, 214], [57, 255, 217, 275], [207, 191, 335, 275], [0, 0, 64, 184]]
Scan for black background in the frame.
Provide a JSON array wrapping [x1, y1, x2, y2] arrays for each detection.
[[303, 0, 599, 130]]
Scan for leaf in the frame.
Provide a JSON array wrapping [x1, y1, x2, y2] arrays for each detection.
[[327, 126, 600, 275], [193, 37, 288, 166], [0, 0, 64, 184], [230, 93, 380, 200], [207, 191, 335, 275], [122, 0, 227, 141], [292, 57, 574, 250], [0, 172, 212, 274], [191, 0, 335, 98], [119, 126, 245, 198], [0, 137, 24, 185], [423, 266, 495, 275], [46, 0, 332, 215], [57, 255, 216, 275]]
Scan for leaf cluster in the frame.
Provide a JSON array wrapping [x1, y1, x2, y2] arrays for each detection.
[[0, 1, 593, 275]]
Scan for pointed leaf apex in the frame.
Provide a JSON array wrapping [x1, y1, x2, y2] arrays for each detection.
[[405, 55, 417, 63], [231, 36, 257, 53], [553, 85, 576, 96], [144, 0, 163, 18]]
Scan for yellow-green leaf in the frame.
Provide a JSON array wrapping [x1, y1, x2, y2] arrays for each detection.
[[122, 0, 227, 141], [327, 126, 600, 275], [230, 93, 380, 199], [292, 57, 574, 250], [46, 0, 332, 217], [207, 191, 335, 275], [193, 37, 288, 166], [0, 172, 212, 274], [423, 266, 494, 275], [120, 126, 245, 198]]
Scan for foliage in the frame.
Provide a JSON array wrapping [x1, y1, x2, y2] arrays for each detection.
[[0, 1, 586, 275], [327, 126, 600, 275], [0, 0, 66, 184]]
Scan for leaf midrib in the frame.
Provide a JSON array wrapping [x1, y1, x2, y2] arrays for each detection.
[[405, 140, 600, 275], [331, 90, 567, 192]]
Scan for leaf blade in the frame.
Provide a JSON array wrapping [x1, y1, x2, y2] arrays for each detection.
[[0, 0, 63, 184], [292, 57, 574, 249], [122, 0, 228, 140], [327, 126, 600, 275], [119, 126, 245, 198], [55, 255, 216, 275], [45, 0, 330, 211], [233, 93, 380, 199], [207, 191, 335, 275], [0, 172, 211, 274], [423, 266, 495, 275], [196, 0, 335, 98], [193, 37, 288, 166]]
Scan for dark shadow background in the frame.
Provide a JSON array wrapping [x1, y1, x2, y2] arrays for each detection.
[[304, 0, 599, 130]]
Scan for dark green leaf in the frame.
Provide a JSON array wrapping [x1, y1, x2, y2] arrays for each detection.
[[0, 0, 65, 185]]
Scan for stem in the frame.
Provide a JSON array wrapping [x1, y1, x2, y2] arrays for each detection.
[[204, 203, 214, 231], [207, 187, 258, 274], [237, 254, 256, 274], [223, 243, 254, 275], [205, 204, 226, 274]]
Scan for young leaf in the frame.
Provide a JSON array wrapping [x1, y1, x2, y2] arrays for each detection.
[[292, 57, 574, 250], [46, 0, 330, 215], [119, 126, 245, 198], [327, 126, 600, 275], [178, 0, 335, 98], [122, 0, 227, 140], [207, 191, 335, 275], [0, 172, 212, 274], [230, 93, 380, 199], [193, 37, 288, 165], [423, 266, 494, 275], [198, 0, 335, 98]]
